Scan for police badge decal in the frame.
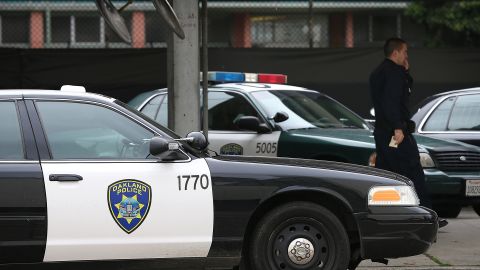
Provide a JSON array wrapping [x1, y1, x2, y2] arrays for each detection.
[[108, 180, 152, 234]]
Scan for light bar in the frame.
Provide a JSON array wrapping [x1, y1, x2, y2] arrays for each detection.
[[60, 85, 86, 93], [258, 73, 287, 84], [207, 71, 245, 82], [205, 71, 287, 84]]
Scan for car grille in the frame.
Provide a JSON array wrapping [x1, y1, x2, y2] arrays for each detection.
[[432, 151, 480, 171]]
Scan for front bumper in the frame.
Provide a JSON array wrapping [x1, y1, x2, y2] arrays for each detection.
[[355, 206, 438, 260], [424, 169, 480, 205]]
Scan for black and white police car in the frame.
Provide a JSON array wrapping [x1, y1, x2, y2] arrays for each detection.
[[0, 85, 437, 270]]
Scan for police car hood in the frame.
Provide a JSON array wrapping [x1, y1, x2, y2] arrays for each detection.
[[214, 155, 412, 185], [286, 128, 375, 149]]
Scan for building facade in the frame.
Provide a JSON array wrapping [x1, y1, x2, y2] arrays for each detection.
[[0, 0, 423, 49]]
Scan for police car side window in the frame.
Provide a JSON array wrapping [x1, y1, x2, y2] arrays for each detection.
[[36, 101, 154, 160], [208, 92, 261, 131], [0, 101, 25, 160]]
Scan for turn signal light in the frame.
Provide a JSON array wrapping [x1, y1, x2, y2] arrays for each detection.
[[368, 186, 419, 206], [372, 189, 401, 202]]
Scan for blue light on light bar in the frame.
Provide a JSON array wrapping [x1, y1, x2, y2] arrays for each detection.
[[207, 72, 245, 82]]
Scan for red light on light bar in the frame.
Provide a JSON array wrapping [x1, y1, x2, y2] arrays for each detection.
[[257, 74, 287, 84]]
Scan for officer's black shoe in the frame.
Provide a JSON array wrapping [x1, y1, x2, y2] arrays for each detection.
[[439, 219, 448, 228]]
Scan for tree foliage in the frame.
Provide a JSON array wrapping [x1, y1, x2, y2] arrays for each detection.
[[405, 0, 480, 47]]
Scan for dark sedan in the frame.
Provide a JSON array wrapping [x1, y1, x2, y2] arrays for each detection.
[[412, 87, 480, 147], [412, 87, 480, 216]]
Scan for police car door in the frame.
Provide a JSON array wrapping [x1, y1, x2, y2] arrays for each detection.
[[29, 100, 213, 262], [207, 91, 281, 156]]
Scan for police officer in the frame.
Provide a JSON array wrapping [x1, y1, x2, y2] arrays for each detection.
[[369, 37, 447, 227]]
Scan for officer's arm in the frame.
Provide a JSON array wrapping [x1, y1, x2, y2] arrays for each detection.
[[406, 71, 413, 89], [383, 69, 404, 130]]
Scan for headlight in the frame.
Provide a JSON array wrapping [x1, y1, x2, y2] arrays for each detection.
[[419, 152, 435, 168], [368, 186, 419, 206]]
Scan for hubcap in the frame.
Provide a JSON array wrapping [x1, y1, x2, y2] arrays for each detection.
[[287, 238, 315, 265], [269, 220, 330, 270]]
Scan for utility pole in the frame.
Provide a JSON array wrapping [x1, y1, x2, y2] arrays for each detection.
[[201, 0, 208, 140], [167, 0, 200, 137], [308, 0, 313, 48]]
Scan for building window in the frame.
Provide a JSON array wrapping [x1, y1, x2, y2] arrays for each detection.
[[251, 15, 328, 48], [51, 15, 70, 43], [1, 13, 29, 44], [75, 15, 101, 43], [145, 12, 168, 47], [49, 12, 104, 47]]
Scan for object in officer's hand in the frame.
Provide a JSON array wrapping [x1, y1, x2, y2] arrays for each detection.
[[389, 136, 398, 148]]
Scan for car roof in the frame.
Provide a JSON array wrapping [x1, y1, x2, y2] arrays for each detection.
[[138, 83, 314, 98], [0, 89, 115, 103], [431, 87, 480, 98], [211, 83, 310, 93]]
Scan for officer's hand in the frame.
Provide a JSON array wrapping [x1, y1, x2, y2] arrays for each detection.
[[394, 129, 404, 145], [403, 59, 409, 71]]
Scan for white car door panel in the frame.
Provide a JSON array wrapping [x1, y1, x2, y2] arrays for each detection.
[[34, 100, 213, 262], [42, 159, 213, 262], [208, 131, 281, 157]]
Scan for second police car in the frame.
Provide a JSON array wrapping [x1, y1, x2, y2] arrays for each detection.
[[0, 86, 437, 270], [129, 72, 480, 219]]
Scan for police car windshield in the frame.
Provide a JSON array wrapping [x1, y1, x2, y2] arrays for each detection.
[[251, 90, 370, 130]]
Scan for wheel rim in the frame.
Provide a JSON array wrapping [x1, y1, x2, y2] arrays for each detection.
[[267, 218, 332, 270]]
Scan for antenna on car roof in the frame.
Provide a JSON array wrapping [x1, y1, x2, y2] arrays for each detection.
[[95, 0, 185, 44]]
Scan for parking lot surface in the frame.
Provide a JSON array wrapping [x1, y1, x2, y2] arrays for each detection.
[[359, 207, 480, 270]]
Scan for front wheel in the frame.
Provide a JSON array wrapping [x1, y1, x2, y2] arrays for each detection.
[[249, 202, 350, 270]]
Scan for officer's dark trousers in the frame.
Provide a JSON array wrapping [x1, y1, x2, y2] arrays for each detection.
[[374, 128, 432, 209]]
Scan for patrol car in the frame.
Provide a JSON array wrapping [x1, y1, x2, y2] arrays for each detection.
[[0, 86, 437, 270], [129, 72, 480, 219]]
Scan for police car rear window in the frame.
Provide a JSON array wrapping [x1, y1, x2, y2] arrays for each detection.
[[0, 102, 25, 160]]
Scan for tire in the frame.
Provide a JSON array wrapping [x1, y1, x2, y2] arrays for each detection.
[[434, 205, 462, 218], [249, 202, 350, 270], [473, 204, 480, 217]]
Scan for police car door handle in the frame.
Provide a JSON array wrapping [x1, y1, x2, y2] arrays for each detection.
[[49, 174, 83, 181]]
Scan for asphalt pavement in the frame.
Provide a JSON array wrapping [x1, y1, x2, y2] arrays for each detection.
[[358, 207, 480, 270]]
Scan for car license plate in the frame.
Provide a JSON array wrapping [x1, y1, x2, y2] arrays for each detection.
[[466, 180, 480, 196]]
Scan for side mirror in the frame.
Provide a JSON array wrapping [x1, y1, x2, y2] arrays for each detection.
[[185, 132, 208, 151], [235, 116, 272, 134], [272, 111, 289, 123], [149, 136, 186, 161]]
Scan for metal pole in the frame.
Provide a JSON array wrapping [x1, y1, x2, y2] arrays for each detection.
[[166, 0, 175, 131], [201, 0, 208, 140], [172, 0, 200, 137], [167, 27, 175, 131], [308, 0, 313, 48]]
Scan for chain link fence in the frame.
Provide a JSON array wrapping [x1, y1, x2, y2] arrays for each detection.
[[0, 0, 424, 49]]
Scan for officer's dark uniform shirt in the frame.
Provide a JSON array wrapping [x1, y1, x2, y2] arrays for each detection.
[[370, 58, 413, 132], [369, 58, 432, 208]]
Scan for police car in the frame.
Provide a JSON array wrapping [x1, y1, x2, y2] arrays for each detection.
[[0, 86, 437, 270], [129, 72, 480, 219]]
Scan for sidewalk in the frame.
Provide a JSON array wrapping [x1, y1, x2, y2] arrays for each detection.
[[358, 207, 480, 269]]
